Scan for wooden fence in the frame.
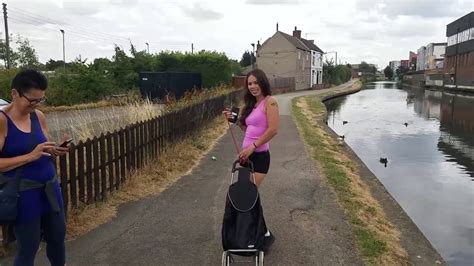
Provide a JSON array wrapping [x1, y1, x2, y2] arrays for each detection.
[[51, 90, 240, 217]]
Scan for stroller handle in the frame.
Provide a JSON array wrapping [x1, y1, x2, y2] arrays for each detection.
[[232, 159, 254, 173]]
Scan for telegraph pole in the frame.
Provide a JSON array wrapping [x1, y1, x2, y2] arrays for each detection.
[[3, 3, 10, 69], [191, 43, 194, 54]]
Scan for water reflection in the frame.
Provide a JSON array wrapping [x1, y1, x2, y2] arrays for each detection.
[[325, 82, 474, 265]]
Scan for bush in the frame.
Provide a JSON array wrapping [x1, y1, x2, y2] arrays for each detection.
[[0, 69, 19, 100]]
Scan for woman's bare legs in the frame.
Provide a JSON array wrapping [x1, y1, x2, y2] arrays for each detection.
[[254, 172, 267, 188]]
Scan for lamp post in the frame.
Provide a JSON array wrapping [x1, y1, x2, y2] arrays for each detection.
[[145, 42, 149, 54], [60, 29, 65, 72], [251, 43, 255, 69]]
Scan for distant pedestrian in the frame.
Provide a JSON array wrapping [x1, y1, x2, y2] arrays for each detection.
[[223, 68, 279, 250], [0, 69, 70, 266]]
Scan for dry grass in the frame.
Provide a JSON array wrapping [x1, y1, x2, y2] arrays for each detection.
[[47, 99, 163, 142], [65, 115, 228, 239], [292, 82, 410, 265], [71, 98, 162, 141], [47, 86, 237, 142], [39, 100, 117, 114]]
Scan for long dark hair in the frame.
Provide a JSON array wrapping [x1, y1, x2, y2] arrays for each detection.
[[239, 69, 272, 126]]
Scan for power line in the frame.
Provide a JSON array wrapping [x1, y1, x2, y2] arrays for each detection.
[[9, 6, 130, 42], [6, 5, 196, 56], [10, 12, 129, 43], [9, 16, 130, 46]]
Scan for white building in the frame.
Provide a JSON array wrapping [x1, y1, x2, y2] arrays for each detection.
[[416, 46, 426, 71], [389, 60, 401, 73], [425, 43, 447, 70]]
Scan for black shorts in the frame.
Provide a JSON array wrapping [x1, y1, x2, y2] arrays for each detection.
[[248, 151, 270, 174]]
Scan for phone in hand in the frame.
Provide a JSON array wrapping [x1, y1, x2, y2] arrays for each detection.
[[59, 138, 73, 147], [228, 107, 239, 123]]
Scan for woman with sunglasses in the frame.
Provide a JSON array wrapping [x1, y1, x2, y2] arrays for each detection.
[[0, 69, 70, 266]]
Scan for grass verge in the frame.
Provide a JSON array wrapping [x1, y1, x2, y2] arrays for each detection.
[[291, 82, 410, 265]]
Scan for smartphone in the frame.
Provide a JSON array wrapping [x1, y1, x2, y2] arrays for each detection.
[[59, 138, 73, 147], [229, 107, 239, 123]]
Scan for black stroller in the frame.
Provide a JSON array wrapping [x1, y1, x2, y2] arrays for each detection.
[[221, 160, 267, 265]]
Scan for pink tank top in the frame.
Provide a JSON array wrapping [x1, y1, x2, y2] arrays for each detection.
[[242, 96, 270, 152]]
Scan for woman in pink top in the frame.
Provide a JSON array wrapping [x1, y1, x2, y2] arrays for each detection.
[[225, 68, 279, 247], [236, 69, 279, 186]]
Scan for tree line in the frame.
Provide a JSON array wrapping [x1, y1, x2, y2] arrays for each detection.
[[0, 36, 242, 106]]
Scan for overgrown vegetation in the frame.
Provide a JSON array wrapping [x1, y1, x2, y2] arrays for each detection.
[[291, 82, 410, 265], [0, 35, 243, 106], [323, 59, 352, 86]]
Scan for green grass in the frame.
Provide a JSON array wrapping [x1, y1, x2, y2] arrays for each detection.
[[292, 95, 387, 263]]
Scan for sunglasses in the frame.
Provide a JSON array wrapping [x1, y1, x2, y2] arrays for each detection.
[[20, 93, 46, 105]]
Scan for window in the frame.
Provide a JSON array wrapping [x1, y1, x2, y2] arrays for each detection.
[[447, 34, 457, 46]]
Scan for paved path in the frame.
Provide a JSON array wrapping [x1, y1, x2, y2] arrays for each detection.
[[16, 82, 363, 265]]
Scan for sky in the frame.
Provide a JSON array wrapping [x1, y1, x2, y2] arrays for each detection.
[[3, 0, 473, 69]]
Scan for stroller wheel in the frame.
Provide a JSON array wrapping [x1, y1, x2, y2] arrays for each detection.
[[258, 251, 264, 266]]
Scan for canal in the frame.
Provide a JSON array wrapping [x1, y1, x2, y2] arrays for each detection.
[[325, 81, 474, 265]]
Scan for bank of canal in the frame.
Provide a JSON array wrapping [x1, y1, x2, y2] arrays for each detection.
[[325, 81, 473, 265]]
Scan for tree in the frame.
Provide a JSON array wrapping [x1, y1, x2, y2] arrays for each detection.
[[45, 59, 65, 71], [16, 36, 39, 68], [0, 39, 19, 68], [323, 58, 351, 85], [239, 51, 255, 67], [383, 66, 393, 80], [359, 61, 375, 74]]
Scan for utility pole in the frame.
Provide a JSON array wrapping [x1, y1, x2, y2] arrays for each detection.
[[145, 42, 149, 54], [191, 43, 194, 54], [251, 43, 255, 69], [3, 3, 10, 69]]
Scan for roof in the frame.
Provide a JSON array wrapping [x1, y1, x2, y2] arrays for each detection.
[[278, 31, 310, 51], [299, 39, 324, 53], [258, 31, 325, 54]]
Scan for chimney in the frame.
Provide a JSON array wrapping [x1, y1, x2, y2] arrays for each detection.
[[257, 40, 261, 50], [276, 22, 279, 32], [293, 26, 301, 38]]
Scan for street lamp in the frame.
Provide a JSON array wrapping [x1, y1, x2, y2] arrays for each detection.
[[145, 42, 149, 54], [60, 29, 65, 72], [251, 43, 255, 69], [324, 51, 337, 65]]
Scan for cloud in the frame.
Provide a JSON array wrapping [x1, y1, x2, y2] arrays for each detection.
[[246, 0, 302, 5], [181, 3, 223, 22], [63, 1, 106, 16], [356, 0, 473, 18]]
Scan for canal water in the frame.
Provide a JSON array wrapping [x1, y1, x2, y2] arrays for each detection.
[[324, 82, 473, 265]]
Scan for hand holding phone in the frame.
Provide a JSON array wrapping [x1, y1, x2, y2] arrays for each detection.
[[59, 138, 73, 147], [228, 107, 239, 123]]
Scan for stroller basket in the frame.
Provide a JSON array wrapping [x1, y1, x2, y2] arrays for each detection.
[[222, 160, 267, 265]]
